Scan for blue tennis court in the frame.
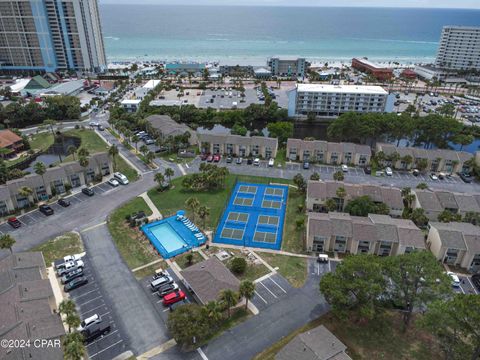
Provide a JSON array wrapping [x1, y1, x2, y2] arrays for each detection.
[[214, 182, 288, 250]]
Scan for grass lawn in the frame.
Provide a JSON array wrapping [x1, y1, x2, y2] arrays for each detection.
[[224, 248, 270, 282], [254, 311, 441, 360], [259, 253, 307, 288], [28, 132, 55, 152], [282, 188, 307, 254], [32, 232, 83, 267], [115, 157, 139, 181], [107, 197, 156, 270], [174, 251, 204, 269], [133, 261, 166, 280], [275, 148, 287, 167]]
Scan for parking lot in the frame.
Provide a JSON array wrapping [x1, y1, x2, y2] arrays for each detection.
[[0, 182, 117, 235], [138, 268, 194, 324], [65, 256, 128, 360], [453, 273, 479, 295], [251, 273, 293, 312]]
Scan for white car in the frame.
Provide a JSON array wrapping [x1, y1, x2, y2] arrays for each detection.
[[430, 173, 439, 180], [268, 158, 274, 167], [108, 178, 120, 187], [77, 314, 101, 332], [341, 164, 348, 172], [447, 272, 461, 287], [113, 172, 129, 185], [89, 121, 99, 127], [385, 167, 393, 176], [253, 158, 260, 166]]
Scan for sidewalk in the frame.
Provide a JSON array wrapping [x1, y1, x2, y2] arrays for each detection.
[[208, 242, 316, 259], [138, 192, 162, 221]]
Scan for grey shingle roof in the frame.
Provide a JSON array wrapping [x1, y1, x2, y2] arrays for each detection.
[[414, 190, 443, 212], [454, 194, 480, 213], [435, 192, 458, 210]]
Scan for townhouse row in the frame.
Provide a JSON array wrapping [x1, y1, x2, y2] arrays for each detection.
[[198, 133, 278, 159], [307, 213, 426, 256], [0, 152, 112, 215]]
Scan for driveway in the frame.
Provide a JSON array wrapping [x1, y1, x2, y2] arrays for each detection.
[[81, 224, 169, 355]]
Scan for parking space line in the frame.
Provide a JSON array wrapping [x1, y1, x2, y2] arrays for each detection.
[[72, 289, 99, 299], [89, 340, 124, 358], [78, 295, 103, 307], [197, 348, 209, 360], [268, 277, 287, 294], [98, 311, 111, 318], [254, 290, 267, 304], [259, 282, 277, 298], [81, 304, 107, 316], [466, 277, 478, 295], [85, 330, 119, 348]]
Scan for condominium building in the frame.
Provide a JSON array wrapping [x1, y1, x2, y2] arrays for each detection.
[[427, 222, 480, 272], [198, 133, 278, 159], [351, 58, 393, 80], [288, 84, 389, 117], [307, 212, 425, 256], [435, 26, 480, 71], [286, 138, 371, 166], [0, 0, 107, 73], [268, 57, 306, 78], [306, 180, 404, 217]]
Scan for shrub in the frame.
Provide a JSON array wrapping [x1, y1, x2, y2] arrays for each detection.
[[230, 257, 247, 275]]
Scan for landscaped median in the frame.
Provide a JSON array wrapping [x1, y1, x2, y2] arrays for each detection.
[[32, 232, 84, 267], [259, 252, 308, 288]]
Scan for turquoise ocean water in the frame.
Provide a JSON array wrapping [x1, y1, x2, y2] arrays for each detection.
[[99, 5, 480, 65]]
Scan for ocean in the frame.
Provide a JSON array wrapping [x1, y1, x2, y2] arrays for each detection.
[[99, 5, 480, 65]]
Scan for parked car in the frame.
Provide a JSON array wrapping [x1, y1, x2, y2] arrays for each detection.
[[157, 283, 180, 297], [54, 254, 83, 270], [447, 272, 461, 287], [226, 156, 233, 163], [81, 322, 111, 343], [57, 260, 84, 276], [82, 187, 94, 196], [58, 198, 70, 207], [113, 172, 129, 185], [236, 157, 243, 165], [364, 166, 371, 175], [7, 217, 21, 228], [169, 298, 190, 312], [303, 161, 310, 170], [213, 154, 221, 162], [317, 254, 329, 263], [341, 164, 348, 172], [385, 167, 393, 176], [200, 153, 209, 161], [150, 275, 174, 291], [268, 158, 274, 167], [108, 178, 120, 187], [163, 290, 186, 306], [39, 204, 54, 216], [430, 173, 439, 180], [438, 172, 446, 180], [64, 276, 88, 292], [412, 169, 420, 176], [61, 268, 84, 284], [97, 125, 104, 131], [247, 158, 253, 165], [253, 158, 260, 166], [77, 314, 101, 332], [206, 155, 213, 162], [458, 172, 473, 183], [471, 273, 480, 292]]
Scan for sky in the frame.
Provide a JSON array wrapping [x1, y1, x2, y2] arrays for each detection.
[[100, 0, 480, 9]]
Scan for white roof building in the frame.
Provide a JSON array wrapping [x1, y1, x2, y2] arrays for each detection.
[[296, 84, 388, 95]]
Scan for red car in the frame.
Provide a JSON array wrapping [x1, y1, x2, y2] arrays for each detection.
[[162, 290, 186, 306], [200, 153, 210, 161], [7, 217, 21, 228], [206, 155, 213, 162], [213, 154, 221, 162]]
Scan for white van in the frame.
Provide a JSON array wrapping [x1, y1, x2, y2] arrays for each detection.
[[253, 158, 260, 166], [113, 172, 129, 185]]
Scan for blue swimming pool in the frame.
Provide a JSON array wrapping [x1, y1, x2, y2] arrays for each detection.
[[141, 215, 207, 259]]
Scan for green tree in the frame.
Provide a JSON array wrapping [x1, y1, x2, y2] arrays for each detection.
[[333, 171, 344, 181], [78, 156, 89, 169], [43, 119, 57, 136], [320, 254, 387, 320], [186, 253, 194, 265], [154, 172, 165, 188], [146, 151, 155, 164], [165, 167, 175, 183], [325, 198, 338, 212], [336, 187, 346, 210], [197, 205, 210, 228], [185, 197, 200, 222], [409, 208, 429, 227], [63, 332, 86, 360], [293, 173, 306, 193], [109, 144, 119, 171], [464, 212, 480, 226], [34, 161, 47, 191], [139, 144, 149, 157], [239, 280, 255, 310], [77, 148, 90, 158], [0, 234, 16, 253], [310, 172, 320, 181], [65, 312, 81, 333], [454, 134, 474, 151], [420, 294, 480, 360], [438, 210, 462, 223], [416, 182, 428, 190], [219, 289, 238, 318], [230, 257, 247, 275], [344, 196, 390, 217], [167, 304, 210, 349], [416, 159, 428, 172], [67, 145, 77, 160], [266, 121, 293, 144], [131, 134, 140, 152], [437, 103, 455, 117], [201, 301, 223, 328], [383, 251, 451, 331], [18, 186, 33, 205]]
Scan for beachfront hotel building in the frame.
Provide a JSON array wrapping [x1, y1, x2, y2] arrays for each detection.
[[0, 0, 107, 73], [435, 26, 480, 71], [351, 58, 393, 80], [268, 57, 306, 78], [288, 84, 389, 117]]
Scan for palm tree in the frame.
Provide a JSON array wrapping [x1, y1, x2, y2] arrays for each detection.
[[63, 332, 86, 360], [43, 119, 57, 136], [202, 301, 223, 327], [146, 151, 155, 165], [219, 289, 238, 318], [18, 186, 33, 206], [65, 312, 81, 333], [67, 145, 77, 160], [34, 161, 47, 196], [185, 197, 200, 222], [78, 156, 89, 169], [77, 148, 90, 158], [154, 172, 165, 188], [336, 187, 346, 211], [131, 134, 140, 153], [139, 145, 149, 157], [0, 234, 16, 253], [164, 167, 174, 183], [239, 280, 255, 310], [197, 205, 210, 228], [108, 144, 119, 171]]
